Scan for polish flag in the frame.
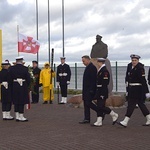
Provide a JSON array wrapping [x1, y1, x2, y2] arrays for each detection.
[[18, 33, 40, 54]]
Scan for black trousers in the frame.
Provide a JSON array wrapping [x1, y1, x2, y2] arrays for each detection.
[[125, 98, 149, 117], [83, 99, 98, 121], [14, 104, 24, 113], [97, 98, 111, 117], [2, 102, 12, 112], [60, 84, 67, 97], [32, 84, 39, 103]]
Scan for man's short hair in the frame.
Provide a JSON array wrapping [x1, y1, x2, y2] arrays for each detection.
[[82, 55, 91, 60]]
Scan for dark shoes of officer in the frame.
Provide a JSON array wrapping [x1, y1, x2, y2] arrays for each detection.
[[49, 100, 53, 104], [79, 120, 90, 124], [43, 101, 48, 104]]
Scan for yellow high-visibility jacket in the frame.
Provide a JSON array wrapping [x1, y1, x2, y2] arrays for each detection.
[[39, 64, 55, 88]]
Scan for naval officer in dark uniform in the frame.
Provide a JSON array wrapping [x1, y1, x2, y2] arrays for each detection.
[[0, 61, 14, 120], [8, 56, 31, 122], [57, 57, 71, 104], [92, 58, 118, 126], [31, 60, 41, 103], [118, 54, 150, 127]]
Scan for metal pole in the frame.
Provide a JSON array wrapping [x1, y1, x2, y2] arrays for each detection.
[[54, 63, 56, 88], [36, 0, 39, 63], [75, 63, 77, 89], [48, 0, 50, 63], [62, 0, 65, 57], [116, 61, 118, 92]]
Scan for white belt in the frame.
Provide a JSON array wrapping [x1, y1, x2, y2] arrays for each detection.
[[129, 83, 142, 86], [59, 73, 68, 76], [97, 85, 102, 87], [1, 82, 8, 89], [13, 78, 25, 86]]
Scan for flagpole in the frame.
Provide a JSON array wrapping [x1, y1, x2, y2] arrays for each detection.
[[36, 0, 39, 64], [48, 0, 50, 63], [62, 0, 65, 57], [17, 25, 19, 56]]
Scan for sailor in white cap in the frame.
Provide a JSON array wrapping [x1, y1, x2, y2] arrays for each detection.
[[117, 54, 150, 127], [8, 56, 31, 122], [0, 61, 14, 120], [56, 57, 71, 104], [92, 58, 118, 126]]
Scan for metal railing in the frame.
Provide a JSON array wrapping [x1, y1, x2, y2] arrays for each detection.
[[53, 62, 149, 92]]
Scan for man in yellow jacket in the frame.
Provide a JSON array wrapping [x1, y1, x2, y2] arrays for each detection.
[[39, 62, 55, 104]]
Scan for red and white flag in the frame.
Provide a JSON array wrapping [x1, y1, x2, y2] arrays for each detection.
[[18, 33, 40, 54]]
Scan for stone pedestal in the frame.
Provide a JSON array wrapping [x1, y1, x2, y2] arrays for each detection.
[[67, 94, 125, 108]]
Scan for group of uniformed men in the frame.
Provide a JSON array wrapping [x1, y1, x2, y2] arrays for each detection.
[[0, 56, 71, 121], [80, 54, 150, 127], [1, 53, 150, 127]]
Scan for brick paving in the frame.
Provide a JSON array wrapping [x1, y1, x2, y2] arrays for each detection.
[[0, 94, 150, 150]]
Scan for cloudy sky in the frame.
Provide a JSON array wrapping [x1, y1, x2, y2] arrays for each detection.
[[0, 0, 150, 66]]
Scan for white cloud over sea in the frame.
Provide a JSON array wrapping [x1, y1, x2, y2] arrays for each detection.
[[0, 0, 150, 66]]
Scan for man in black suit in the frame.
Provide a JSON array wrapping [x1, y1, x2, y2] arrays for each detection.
[[57, 57, 71, 104], [79, 55, 98, 124], [31, 60, 41, 103], [8, 56, 31, 122]]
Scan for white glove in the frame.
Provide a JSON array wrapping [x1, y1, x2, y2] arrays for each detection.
[[146, 93, 150, 99], [2, 82, 8, 89], [126, 92, 128, 96], [100, 95, 104, 99], [126, 82, 128, 87], [56, 82, 60, 86], [67, 81, 70, 85]]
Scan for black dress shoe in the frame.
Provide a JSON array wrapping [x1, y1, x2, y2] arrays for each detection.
[[79, 120, 90, 124], [142, 124, 150, 126], [43, 101, 48, 104], [49, 100, 53, 104]]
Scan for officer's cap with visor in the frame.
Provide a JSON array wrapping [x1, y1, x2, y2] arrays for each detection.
[[32, 60, 38, 64], [15, 56, 24, 61], [96, 35, 102, 39], [97, 58, 106, 62], [1, 61, 9, 65], [60, 57, 66, 60], [130, 54, 141, 60]]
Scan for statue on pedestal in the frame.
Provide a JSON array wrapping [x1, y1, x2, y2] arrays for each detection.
[[90, 35, 113, 94]]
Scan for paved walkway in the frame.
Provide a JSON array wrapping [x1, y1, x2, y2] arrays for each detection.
[[0, 94, 150, 150]]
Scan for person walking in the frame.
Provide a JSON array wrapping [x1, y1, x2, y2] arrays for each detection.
[[92, 58, 118, 127], [39, 62, 55, 104], [117, 54, 150, 127], [8, 56, 31, 122], [57, 57, 71, 104], [79, 55, 98, 124], [0, 61, 14, 120], [31, 60, 41, 104]]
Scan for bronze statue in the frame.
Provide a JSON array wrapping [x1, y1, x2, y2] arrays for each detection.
[[90, 35, 113, 94], [90, 35, 108, 58]]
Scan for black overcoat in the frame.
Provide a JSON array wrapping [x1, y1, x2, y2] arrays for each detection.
[[0, 69, 12, 103], [82, 63, 97, 101], [8, 64, 31, 105]]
